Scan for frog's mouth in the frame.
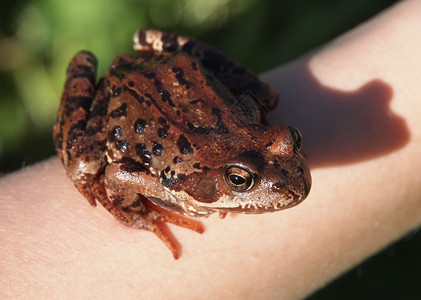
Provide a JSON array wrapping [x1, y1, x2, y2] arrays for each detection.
[[148, 174, 311, 217], [204, 185, 308, 214]]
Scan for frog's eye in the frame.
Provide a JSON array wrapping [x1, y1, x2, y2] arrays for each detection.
[[288, 126, 302, 152], [223, 165, 255, 192]]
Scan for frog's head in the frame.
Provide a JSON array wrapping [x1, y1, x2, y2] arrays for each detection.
[[165, 124, 311, 216]]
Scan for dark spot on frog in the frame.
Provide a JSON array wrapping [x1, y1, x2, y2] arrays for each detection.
[[111, 126, 122, 139], [164, 166, 171, 173], [171, 170, 175, 176], [68, 119, 87, 134], [84, 54, 96, 64], [110, 103, 128, 118], [297, 165, 305, 176], [193, 163, 201, 169], [211, 107, 221, 117], [77, 144, 94, 154], [187, 122, 211, 135], [281, 169, 289, 177], [115, 140, 127, 152], [158, 128, 168, 138], [153, 79, 175, 107], [191, 61, 198, 71], [89, 90, 109, 118], [172, 66, 190, 88], [65, 149, 72, 161], [177, 135, 193, 155], [112, 56, 133, 69], [128, 81, 135, 87], [158, 117, 167, 126], [152, 142, 164, 156], [144, 71, 156, 79], [134, 118, 148, 134], [160, 172, 178, 187], [157, 118, 170, 138], [161, 90, 174, 107], [71, 64, 96, 82], [112, 86, 121, 97], [211, 107, 229, 134], [127, 87, 145, 104], [189, 99, 204, 105], [67, 120, 86, 144], [264, 139, 275, 150], [144, 93, 155, 105], [68, 132, 83, 144], [216, 120, 229, 134], [173, 156, 182, 163], [65, 96, 92, 113], [109, 67, 127, 80], [86, 124, 103, 136], [135, 143, 152, 164]]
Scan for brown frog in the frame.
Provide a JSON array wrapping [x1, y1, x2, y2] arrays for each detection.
[[53, 29, 311, 259]]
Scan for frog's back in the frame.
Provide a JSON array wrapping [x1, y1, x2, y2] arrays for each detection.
[[105, 52, 261, 180], [134, 29, 279, 124]]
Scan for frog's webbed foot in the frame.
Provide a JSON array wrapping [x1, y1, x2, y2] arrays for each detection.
[[91, 164, 203, 259]]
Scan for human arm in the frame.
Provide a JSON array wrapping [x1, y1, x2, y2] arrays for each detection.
[[1, 1, 421, 299]]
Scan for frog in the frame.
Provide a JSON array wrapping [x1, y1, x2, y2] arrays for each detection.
[[53, 28, 311, 259]]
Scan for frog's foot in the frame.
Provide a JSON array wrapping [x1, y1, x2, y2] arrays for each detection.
[[133, 28, 189, 54], [130, 199, 204, 259], [88, 173, 202, 259]]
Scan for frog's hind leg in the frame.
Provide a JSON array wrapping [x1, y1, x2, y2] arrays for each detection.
[[54, 51, 109, 206], [54, 51, 97, 167], [97, 162, 203, 259]]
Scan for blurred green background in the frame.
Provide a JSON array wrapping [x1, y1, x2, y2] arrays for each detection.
[[1, 0, 419, 298]]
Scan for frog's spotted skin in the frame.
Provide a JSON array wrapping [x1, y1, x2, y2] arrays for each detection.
[[134, 29, 279, 124], [54, 29, 311, 259]]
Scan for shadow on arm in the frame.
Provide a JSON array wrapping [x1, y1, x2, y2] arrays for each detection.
[[267, 59, 410, 168]]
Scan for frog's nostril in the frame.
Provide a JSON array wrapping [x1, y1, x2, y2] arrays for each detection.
[[271, 181, 286, 193]]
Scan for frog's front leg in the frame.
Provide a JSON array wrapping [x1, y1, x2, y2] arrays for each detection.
[[103, 161, 203, 259]]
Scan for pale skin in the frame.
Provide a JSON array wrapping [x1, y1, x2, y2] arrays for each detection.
[[1, 0, 421, 298]]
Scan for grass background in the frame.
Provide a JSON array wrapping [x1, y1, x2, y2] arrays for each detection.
[[1, 0, 419, 298]]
